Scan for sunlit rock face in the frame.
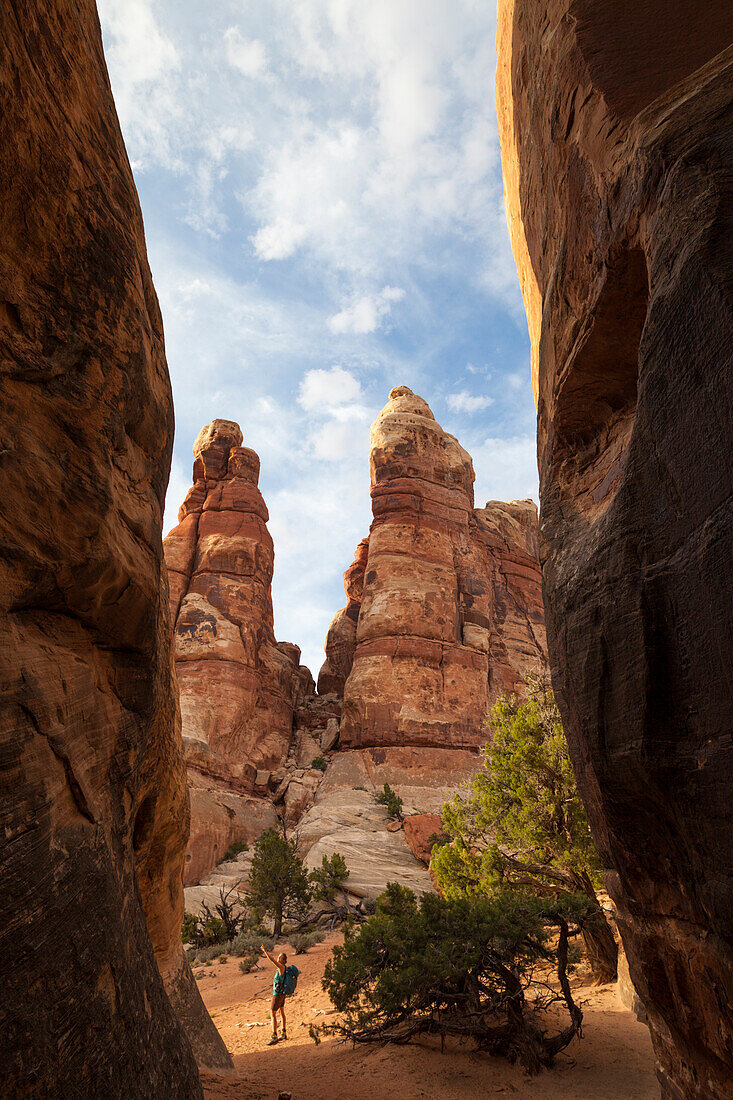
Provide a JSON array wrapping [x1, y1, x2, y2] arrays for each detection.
[[322, 387, 547, 753], [0, 0, 230, 1091], [307, 387, 548, 907], [497, 2, 733, 1095], [164, 420, 309, 882]]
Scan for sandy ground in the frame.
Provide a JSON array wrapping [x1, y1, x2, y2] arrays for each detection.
[[199, 933, 658, 1100]]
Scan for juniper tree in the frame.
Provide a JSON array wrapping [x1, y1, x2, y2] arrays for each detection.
[[246, 827, 311, 937], [433, 676, 617, 983], [312, 883, 589, 1073]]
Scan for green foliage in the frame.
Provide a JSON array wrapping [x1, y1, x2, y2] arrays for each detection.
[[373, 782, 403, 821], [246, 827, 312, 937], [228, 931, 274, 957], [433, 676, 617, 983], [181, 912, 200, 944], [309, 852, 350, 904], [238, 950, 260, 974], [315, 884, 589, 1072], [291, 930, 326, 955], [222, 839, 249, 863], [434, 676, 600, 898], [311, 756, 328, 771]]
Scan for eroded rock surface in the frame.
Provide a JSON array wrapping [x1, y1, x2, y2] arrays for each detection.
[[0, 2, 228, 1092], [164, 422, 315, 882], [321, 387, 547, 752], [497, 3, 733, 1095]]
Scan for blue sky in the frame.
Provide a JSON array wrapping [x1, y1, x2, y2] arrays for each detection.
[[98, 0, 537, 676]]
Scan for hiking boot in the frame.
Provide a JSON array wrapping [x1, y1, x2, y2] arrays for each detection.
[[280, 1032, 288, 1041], [267, 1035, 279, 1046]]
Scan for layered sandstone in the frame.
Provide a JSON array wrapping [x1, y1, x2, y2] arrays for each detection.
[[0, 2, 228, 1093], [323, 387, 546, 751], [497, 3, 733, 1095], [305, 389, 548, 902], [164, 421, 311, 882], [317, 538, 369, 696]]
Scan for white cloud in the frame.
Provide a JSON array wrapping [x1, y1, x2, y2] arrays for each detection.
[[310, 419, 368, 461], [328, 286, 405, 335], [224, 27, 268, 78], [446, 390, 494, 413], [297, 366, 363, 413], [99, 0, 534, 682], [251, 219, 308, 261]]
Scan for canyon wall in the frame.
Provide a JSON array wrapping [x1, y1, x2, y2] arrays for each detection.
[[0, 2, 230, 1093], [497, 2, 733, 1096], [164, 420, 315, 883]]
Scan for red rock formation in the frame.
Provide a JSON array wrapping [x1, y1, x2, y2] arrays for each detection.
[[0, 1, 229, 1092], [324, 387, 546, 751], [317, 538, 369, 696], [404, 814, 444, 866], [164, 421, 307, 881], [475, 499, 547, 699], [497, 3, 733, 1095]]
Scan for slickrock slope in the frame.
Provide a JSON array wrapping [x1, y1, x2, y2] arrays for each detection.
[[0, 2, 228, 1094], [497, 3, 733, 1096], [164, 421, 315, 883]]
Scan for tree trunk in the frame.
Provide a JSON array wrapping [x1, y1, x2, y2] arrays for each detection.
[[581, 903, 618, 983], [274, 905, 283, 939]]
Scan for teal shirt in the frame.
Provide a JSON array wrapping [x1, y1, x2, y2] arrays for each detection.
[[273, 969, 286, 995]]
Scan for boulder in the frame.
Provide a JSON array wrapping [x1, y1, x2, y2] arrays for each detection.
[[320, 718, 340, 753], [0, 2, 229, 1091], [296, 730, 322, 768], [497, 2, 733, 1094], [304, 828, 434, 900], [404, 814, 444, 866]]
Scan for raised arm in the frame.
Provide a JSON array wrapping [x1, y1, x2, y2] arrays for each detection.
[[260, 945, 285, 973]]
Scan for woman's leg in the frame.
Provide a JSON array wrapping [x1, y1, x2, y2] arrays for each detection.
[[279, 1003, 287, 1037], [270, 998, 279, 1037]]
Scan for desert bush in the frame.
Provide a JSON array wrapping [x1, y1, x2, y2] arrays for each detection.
[[222, 839, 249, 863], [433, 675, 617, 984], [312, 883, 590, 1073], [228, 931, 274, 956], [311, 756, 328, 771], [238, 950, 260, 974], [195, 943, 228, 964], [373, 782, 403, 821], [181, 912, 200, 944], [291, 930, 326, 955]]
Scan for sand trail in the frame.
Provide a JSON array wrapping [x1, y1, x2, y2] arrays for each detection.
[[200, 933, 657, 1100]]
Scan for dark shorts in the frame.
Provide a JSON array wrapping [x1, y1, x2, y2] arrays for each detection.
[[271, 993, 286, 1010]]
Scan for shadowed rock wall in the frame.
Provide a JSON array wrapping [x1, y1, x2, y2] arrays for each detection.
[[497, 2, 733, 1095], [0, 1, 229, 1092]]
